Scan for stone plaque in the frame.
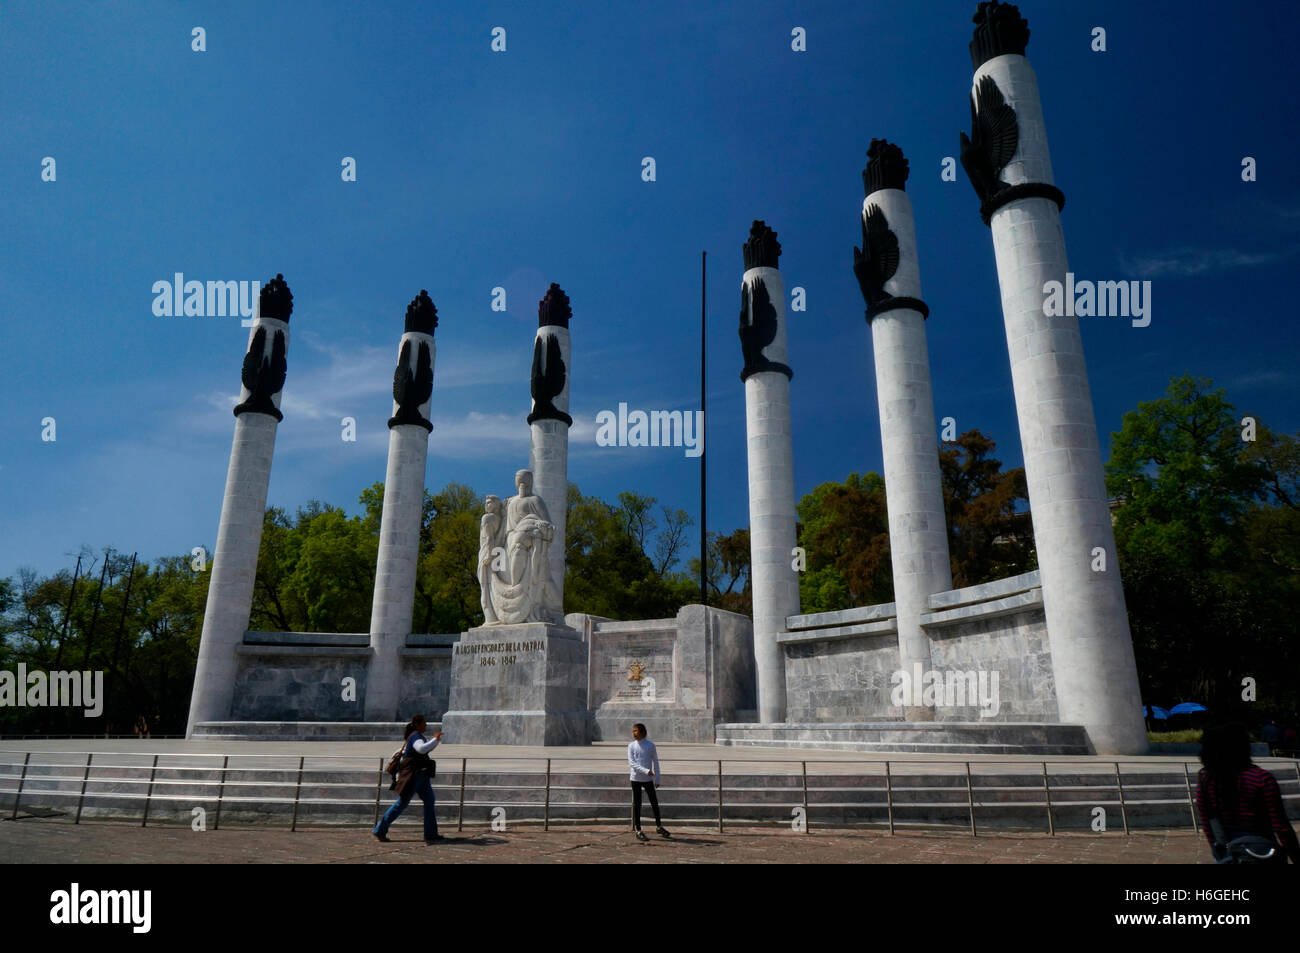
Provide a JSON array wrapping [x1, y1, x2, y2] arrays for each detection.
[[598, 632, 675, 705]]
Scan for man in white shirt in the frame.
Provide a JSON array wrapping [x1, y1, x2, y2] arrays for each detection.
[[628, 723, 670, 840]]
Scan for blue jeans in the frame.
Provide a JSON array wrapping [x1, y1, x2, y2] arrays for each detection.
[[374, 773, 438, 840]]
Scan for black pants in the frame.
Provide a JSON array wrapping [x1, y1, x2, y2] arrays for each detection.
[[631, 781, 661, 830]]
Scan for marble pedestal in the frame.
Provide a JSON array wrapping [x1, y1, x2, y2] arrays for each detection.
[[441, 623, 591, 745]]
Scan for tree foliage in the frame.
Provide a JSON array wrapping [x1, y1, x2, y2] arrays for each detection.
[[795, 471, 891, 612], [0, 549, 206, 736], [939, 430, 1034, 586], [1, 481, 704, 734], [1105, 374, 1298, 720], [564, 485, 698, 620], [787, 430, 1032, 613]]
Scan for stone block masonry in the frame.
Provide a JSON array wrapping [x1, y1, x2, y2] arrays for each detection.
[[739, 221, 800, 724], [187, 275, 293, 736], [366, 291, 438, 721], [962, 2, 1146, 753], [857, 139, 953, 722]]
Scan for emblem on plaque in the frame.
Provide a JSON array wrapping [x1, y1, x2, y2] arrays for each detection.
[[627, 660, 647, 683]]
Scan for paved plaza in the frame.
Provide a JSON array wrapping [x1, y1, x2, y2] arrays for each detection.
[[0, 816, 1209, 864], [3, 738, 1277, 864]]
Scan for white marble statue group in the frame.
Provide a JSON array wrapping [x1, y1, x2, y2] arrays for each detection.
[[478, 469, 562, 625]]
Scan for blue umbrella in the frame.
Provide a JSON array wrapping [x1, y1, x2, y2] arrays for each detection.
[[1170, 702, 1207, 714], [1143, 705, 1170, 720]]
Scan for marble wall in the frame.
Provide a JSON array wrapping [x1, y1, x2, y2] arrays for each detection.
[[228, 632, 454, 722], [780, 572, 1060, 723], [588, 605, 756, 743]]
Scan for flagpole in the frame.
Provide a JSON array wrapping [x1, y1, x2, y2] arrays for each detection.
[[700, 250, 708, 606]]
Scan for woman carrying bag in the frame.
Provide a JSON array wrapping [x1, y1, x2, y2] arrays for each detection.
[[374, 714, 443, 844], [1195, 722, 1300, 864]]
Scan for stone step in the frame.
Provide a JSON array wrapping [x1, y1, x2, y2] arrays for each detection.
[[715, 722, 1092, 754], [192, 721, 411, 742]]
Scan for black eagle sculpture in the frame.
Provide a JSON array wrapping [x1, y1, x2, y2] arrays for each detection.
[[969, 1, 1031, 70], [389, 339, 434, 430], [853, 138, 927, 321], [738, 277, 791, 381], [527, 333, 571, 425], [960, 74, 1019, 216], [233, 273, 292, 420], [233, 325, 287, 421], [853, 204, 899, 313]]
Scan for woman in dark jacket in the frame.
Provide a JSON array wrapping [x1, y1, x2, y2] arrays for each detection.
[[373, 714, 442, 844], [1195, 722, 1299, 864]]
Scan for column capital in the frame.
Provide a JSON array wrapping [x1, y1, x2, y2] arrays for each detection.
[[969, 0, 1030, 70]]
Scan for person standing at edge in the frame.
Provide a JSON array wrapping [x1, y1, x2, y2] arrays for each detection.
[[375, 714, 443, 844], [1196, 722, 1300, 864], [628, 723, 670, 841]]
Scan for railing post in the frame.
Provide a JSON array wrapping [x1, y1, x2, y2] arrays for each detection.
[[290, 756, 305, 832], [457, 758, 466, 832], [885, 761, 895, 835], [373, 758, 385, 828], [214, 755, 229, 831], [1113, 762, 1130, 835], [1041, 761, 1054, 836], [717, 761, 723, 833], [74, 753, 94, 825], [141, 754, 159, 827], [964, 761, 976, 837], [1182, 762, 1199, 832], [544, 759, 552, 832], [800, 761, 809, 834], [10, 752, 31, 820]]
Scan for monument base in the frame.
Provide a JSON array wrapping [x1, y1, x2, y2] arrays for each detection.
[[441, 623, 591, 746]]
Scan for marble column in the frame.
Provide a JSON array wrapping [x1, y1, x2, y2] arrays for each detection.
[[365, 291, 438, 722], [186, 274, 293, 736], [527, 283, 572, 620], [960, 1, 1146, 753], [739, 221, 799, 724], [855, 140, 953, 721]]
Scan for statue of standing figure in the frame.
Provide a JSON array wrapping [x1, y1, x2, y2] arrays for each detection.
[[478, 470, 562, 625]]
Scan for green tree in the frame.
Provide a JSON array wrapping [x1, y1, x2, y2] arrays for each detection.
[[0, 549, 208, 735], [286, 504, 378, 633], [0, 479, 717, 735], [1106, 375, 1266, 572], [795, 472, 891, 611], [564, 485, 697, 620], [413, 483, 482, 633], [1105, 374, 1294, 718], [688, 527, 752, 616], [939, 430, 1034, 587]]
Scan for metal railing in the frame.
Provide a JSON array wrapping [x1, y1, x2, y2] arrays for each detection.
[[2, 750, 1297, 837]]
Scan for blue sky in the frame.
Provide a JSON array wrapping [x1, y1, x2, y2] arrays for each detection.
[[3, 0, 1297, 581]]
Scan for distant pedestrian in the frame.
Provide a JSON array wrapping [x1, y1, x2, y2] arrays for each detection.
[[1283, 725, 1299, 753], [374, 715, 442, 844], [1195, 723, 1299, 864], [628, 723, 670, 841], [1261, 719, 1281, 754]]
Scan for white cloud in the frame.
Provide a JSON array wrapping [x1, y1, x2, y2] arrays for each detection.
[[1226, 369, 1290, 389], [1121, 246, 1296, 278]]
